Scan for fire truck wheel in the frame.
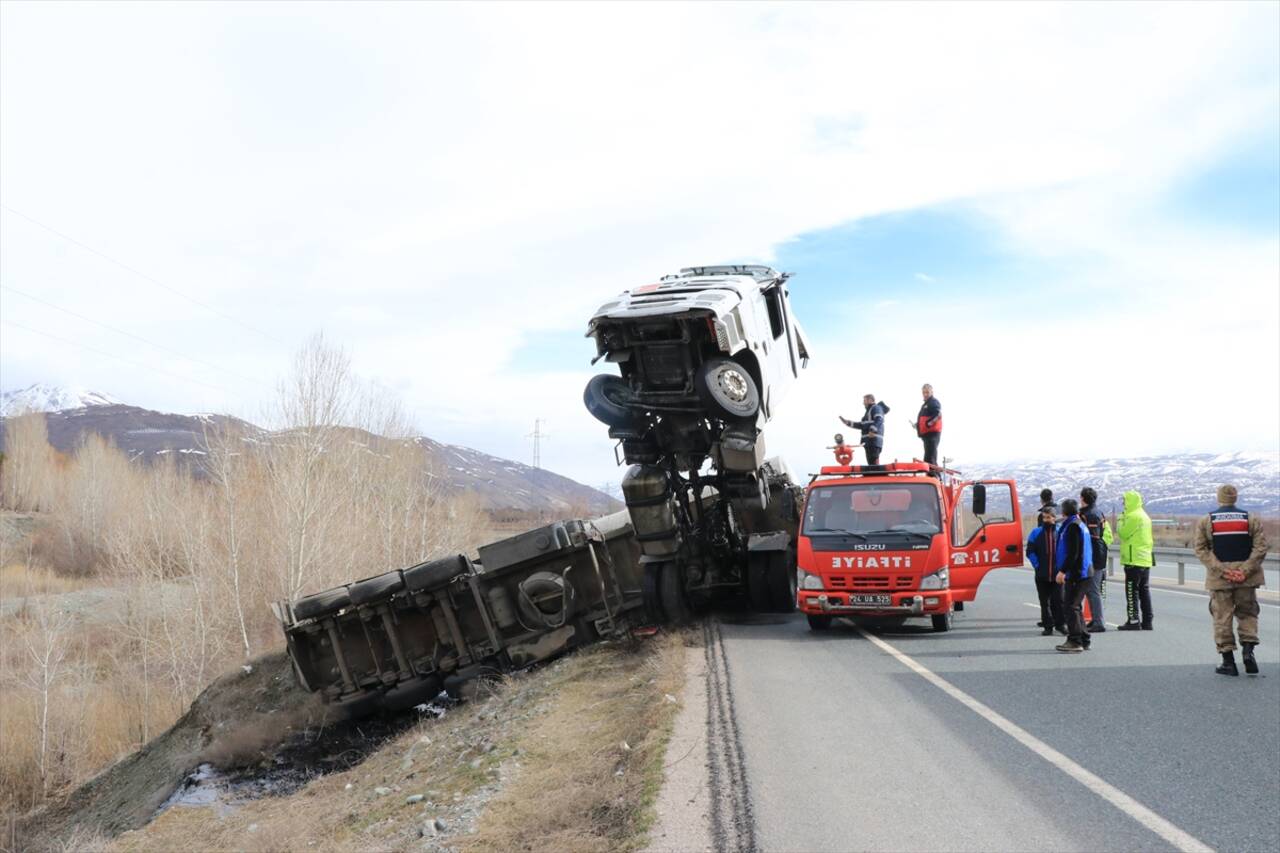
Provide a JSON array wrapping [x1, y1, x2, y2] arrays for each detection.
[[696, 358, 760, 420], [584, 374, 637, 427], [807, 614, 833, 631], [292, 586, 352, 620], [348, 570, 406, 606], [931, 611, 953, 632], [658, 561, 692, 624]]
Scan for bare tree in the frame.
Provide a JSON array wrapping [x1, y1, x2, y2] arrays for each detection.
[[0, 412, 58, 512], [19, 602, 74, 796]]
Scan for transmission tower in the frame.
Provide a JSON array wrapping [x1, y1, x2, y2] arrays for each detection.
[[526, 418, 548, 469]]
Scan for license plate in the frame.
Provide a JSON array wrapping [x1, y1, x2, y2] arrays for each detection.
[[849, 594, 893, 606]]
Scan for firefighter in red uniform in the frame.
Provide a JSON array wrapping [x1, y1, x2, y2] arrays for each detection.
[[914, 384, 942, 467]]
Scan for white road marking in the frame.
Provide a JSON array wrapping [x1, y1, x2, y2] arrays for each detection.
[[857, 627, 1214, 853]]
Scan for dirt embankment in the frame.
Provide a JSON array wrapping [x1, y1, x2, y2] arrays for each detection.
[[11, 632, 688, 853], [12, 653, 325, 852]]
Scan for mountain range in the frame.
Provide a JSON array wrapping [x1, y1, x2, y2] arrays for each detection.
[[966, 452, 1280, 516], [0, 384, 617, 514]]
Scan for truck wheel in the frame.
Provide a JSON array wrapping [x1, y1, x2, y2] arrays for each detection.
[[768, 548, 798, 613], [404, 555, 469, 592], [584, 374, 637, 427], [348, 571, 405, 606], [931, 611, 953, 632], [642, 563, 664, 623], [293, 586, 352, 620], [696, 358, 760, 421], [658, 561, 692, 625], [746, 552, 772, 612], [807, 614, 833, 631]]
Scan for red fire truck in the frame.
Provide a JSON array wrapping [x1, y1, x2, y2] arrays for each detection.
[[796, 462, 1024, 632]]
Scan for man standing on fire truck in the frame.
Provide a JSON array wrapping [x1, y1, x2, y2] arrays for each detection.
[[1193, 484, 1269, 676], [840, 394, 889, 466], [915, 384, 942, 467]]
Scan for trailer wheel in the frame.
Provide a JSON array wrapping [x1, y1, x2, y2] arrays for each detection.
[[293, 586, 352, 620], [807, 614, 833, 631], [642, 563, 664, 624], [348, 570, 405, 606], [404, 555, 469, 592], [696, 358, 760, 420], [747, 552, 772, 612], [931, 611, 953, 632], [584, 374, 637, 427], [748, 549, 796, 613], [658, 561, 692, 625]]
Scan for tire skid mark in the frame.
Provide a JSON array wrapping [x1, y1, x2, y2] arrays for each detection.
[[703, 618, 758, 853]]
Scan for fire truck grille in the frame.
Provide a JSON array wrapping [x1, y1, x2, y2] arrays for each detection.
[[828, 575, 915, 590]]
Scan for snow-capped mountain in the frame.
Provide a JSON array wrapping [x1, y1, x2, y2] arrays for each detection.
[[0, 383, 123, 416], [965, 451, 1280, 516]]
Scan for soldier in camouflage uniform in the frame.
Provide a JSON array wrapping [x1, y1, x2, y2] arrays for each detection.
[[1193, 484, 1269, 676]]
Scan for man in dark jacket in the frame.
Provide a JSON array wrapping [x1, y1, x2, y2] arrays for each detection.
[[841, 395, 889, 465], [1079, 487, 1114, 633], [914, 384, 942, 467], [1054, 498, 1095, 653], [1026, 492, 1065, 636]]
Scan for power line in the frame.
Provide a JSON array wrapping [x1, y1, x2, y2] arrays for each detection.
[[1, 284, 274, 389], [0, 203, 293, 347], [526, 418, 549, 469], [0, 319, 240, 397]]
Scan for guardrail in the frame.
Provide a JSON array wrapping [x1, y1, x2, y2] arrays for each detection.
[[1106, 546, 1280, 586]]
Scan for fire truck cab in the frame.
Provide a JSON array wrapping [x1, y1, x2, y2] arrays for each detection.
[[796, 462, 1023, 632]]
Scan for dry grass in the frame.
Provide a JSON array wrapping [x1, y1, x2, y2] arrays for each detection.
[[0, 564, 88, 599], [106, 632, 687, 852]]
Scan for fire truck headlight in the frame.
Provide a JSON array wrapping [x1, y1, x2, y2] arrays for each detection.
[[797, 569, 824, 591], [920, 567, 950, 590]]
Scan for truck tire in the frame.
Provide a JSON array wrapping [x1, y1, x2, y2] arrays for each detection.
[[658, 561, 692, 625], [642, 563, 664, 623], [348, 571, 405, 606], [584, 374, 637, 427], [331, 690, 382, 721], [293, 586, 351, 620], [746, 552, 772, 613], [696, 358, 759, 421], [404, 555, 469, 592], [748, 549, 796, 613], [931, 611, 953, 632], [807, 614, 833, 631]]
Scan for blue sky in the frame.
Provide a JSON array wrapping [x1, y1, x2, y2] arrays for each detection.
[[1, 2, 1277, 491]]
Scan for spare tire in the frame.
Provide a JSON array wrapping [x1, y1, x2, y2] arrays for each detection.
[[348, 571, 405, 606], [293, 586, 351, 620], [584, 374, 637, 427], [403, 555, 470, 592], [696, 358, 759, 420]]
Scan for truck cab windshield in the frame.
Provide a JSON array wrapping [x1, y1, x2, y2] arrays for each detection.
[[803, 483, 942, 538]]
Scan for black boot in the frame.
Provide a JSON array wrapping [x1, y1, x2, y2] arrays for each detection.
[[1242, 643, 1259, 675], [1216, 651, 1239, 676], [1117, 622, 1141, 631]]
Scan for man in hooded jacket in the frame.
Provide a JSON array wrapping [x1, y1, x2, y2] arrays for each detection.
[[1193, 484, 1269, 676], [1116, 490, 1155, 631], [840, 394, 889, 466]]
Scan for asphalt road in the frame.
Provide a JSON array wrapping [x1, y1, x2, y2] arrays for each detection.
[[714, 569, 1280, 853]]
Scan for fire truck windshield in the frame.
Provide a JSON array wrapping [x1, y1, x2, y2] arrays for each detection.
[[803, 482, 942, 538]]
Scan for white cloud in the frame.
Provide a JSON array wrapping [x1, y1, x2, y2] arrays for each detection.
[[1, 2, 1276, 489], [913, 273, 935, 284]]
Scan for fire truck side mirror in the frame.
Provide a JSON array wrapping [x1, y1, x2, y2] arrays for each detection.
[[972, 483, 987, 516]]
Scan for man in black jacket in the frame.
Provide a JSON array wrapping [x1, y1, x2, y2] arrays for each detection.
[[841, 395, 889, 465], [1027, 490, 1065, 635], [1055, 498, 1094, 653], [1080, 487, 1112, 633]]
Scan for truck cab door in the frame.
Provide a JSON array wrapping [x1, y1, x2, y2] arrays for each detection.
[[948, 480, 1024, 602]]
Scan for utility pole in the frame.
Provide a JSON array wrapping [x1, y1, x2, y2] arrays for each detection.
[[526, 419, 548, 469]]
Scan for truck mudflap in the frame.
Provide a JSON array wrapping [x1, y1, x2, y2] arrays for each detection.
[[276, 509, 647, 713]]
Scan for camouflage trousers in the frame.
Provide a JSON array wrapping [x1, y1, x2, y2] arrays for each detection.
[[1209, 588, 1260, 652]]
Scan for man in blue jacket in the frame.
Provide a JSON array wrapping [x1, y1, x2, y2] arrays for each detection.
[[840, 394, 889, 465], [1054, 498, 1094, 653], [1026, 492, 1065, 636]]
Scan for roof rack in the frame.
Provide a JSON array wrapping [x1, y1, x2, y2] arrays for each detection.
[[677, 265, 782, 282], [808, 460, 961, 484]]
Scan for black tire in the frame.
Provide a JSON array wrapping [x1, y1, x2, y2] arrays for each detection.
[[330, 691, 383, 721], [403, 555, 470, 592], [746, 552, 772, 612], [807, 614, 833, 631], [696, 358, 760, 420], [932, 611, 953, 633], [767, 548, 798, 613], [381, 675, 444, 712], [584, 374, 637, 427], [954, 601, 965, 612], [658, 561, 692, 625], [641, 563, 664, 623], [348, 571, 405, 606], [293, 586, 351, 620]]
